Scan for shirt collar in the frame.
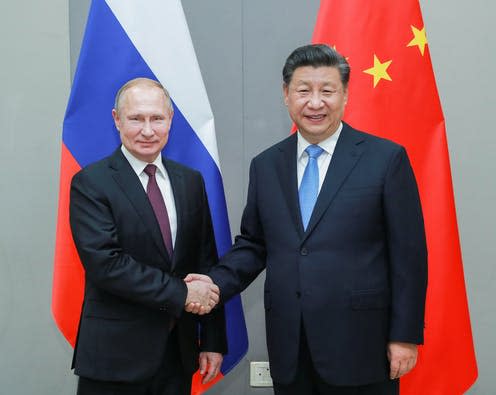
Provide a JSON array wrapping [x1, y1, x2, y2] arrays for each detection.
[[120, 145, 166, 177], [297, 122, 343, 160]]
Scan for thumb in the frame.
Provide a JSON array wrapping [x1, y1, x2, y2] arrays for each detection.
[[184, 273, 197, 282]]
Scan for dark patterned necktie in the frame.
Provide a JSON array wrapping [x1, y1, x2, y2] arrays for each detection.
[[144, 164, 173, 257]]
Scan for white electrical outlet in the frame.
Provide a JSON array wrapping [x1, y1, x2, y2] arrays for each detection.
[[250, 361, 273, 387]]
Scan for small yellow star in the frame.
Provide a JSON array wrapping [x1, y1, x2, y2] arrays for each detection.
[[407, 25, 428, 56], [363, 54, 392, 88]]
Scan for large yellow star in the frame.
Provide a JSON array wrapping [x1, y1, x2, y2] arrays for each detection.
[[363, 54, 392, 88], [407, 25, 428, 55]]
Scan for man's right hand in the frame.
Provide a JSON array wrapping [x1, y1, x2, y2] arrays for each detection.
[[184, 276, 219, 315], [184, 274, 217, 314]]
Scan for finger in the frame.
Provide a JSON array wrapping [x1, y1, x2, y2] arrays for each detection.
[[210, 292, 219, 304], [398, 361, 410, 378], [184, 273, 206, 283], [199, 354, 208, 375], [187, 303, 202, 314], [184, 274, 194, 282], [404, 357, 416, 375], [199, 305, 211, 315], [202, 362, 218, 384], [203, 305, 212, 314], [209, 297, 218, 308], [390, 359, 400, 379], [210, 284, 220, 294], [190, 302, 200, 313]]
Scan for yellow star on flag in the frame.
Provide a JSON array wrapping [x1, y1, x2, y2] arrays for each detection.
[[363, 54, 392, 88], [407, 25, 428, 55]]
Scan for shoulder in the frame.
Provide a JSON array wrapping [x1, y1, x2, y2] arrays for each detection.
[[346, 123, 402, 148], [343, 123, 405, 159], [164, 158, 201, 177], [252, 134, 296, 163], [72, 153, 114, 185], [163, 158, 205, 187]]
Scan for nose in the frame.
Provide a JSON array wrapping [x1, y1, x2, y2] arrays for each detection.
[[307, 92, 324, 109], [141, 119, 154, 137]]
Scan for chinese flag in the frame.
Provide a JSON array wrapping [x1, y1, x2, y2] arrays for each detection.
[[312, 1, 477, 394]]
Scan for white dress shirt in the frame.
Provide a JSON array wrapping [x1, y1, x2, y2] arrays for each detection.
[[297, 122, 343, 193], [121, 146, 177, 247]]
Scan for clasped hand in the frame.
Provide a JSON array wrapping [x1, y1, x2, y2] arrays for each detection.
[[184, 274, 218, 315]]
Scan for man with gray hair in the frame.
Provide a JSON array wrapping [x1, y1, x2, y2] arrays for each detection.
[[187, 44, 427, 395], [70, 77, 226, 395]]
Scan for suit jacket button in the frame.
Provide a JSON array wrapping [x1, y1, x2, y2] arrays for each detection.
[[296, 291, 301, 298], [300, 247, 308, 256]]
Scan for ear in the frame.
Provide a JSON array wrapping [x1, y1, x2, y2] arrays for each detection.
[[343, 87, 349, 105], [111, 109, 120, 131], [283, 83, 289, 106]]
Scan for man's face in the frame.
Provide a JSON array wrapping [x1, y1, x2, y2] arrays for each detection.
[[283, 66, 348, 144], [112, 85, 173, 163]]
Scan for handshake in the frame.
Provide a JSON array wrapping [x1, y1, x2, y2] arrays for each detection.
[[184, 273, 219, 315]]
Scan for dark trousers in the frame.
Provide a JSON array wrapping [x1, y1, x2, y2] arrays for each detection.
[[76, 329, 191, 395], [273, 326, 399, 395]]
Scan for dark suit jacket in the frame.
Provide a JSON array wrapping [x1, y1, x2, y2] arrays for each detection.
[[69, 148, 227, 383], [209, 123, 427, 386]]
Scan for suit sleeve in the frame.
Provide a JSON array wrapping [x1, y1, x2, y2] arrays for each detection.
[[384, 146, 428, 344], [70, 170, 187, 318], [209, 159, 267, 302], [194, 175, 228, 354]]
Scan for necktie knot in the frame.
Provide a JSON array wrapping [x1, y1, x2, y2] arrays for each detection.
[[305, 144, 324, 159], [144, 164, 157, 177]]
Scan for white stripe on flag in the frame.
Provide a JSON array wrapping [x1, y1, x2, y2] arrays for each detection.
[[105, 0, 221, 168]]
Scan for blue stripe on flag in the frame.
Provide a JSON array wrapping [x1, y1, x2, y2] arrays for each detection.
[[64, 0, 247, 374]]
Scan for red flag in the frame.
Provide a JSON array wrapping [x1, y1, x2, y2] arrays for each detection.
[[312, 1, 477, 393]]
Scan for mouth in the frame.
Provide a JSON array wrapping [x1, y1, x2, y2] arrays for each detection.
[[304, 114, 326, 122]]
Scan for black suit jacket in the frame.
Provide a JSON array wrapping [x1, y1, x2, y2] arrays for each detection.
[[210, 123, 427, 386], [69, 148, 227, 383]]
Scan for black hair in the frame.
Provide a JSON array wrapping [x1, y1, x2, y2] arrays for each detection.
[[282, 44, 350, 87]]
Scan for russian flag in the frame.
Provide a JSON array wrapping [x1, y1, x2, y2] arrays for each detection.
[[51, 0, 248, 393]]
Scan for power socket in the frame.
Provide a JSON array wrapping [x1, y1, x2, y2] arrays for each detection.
[[250, 361, 273, 387]]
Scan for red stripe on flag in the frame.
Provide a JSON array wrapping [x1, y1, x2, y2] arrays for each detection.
[[312, 1, 477, 393], [191, 371, 224, 395], [52, 143, 84, 347]]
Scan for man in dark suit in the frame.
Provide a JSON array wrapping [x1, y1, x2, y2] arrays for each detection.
[[186, 45, 427, 394], [69, 77, 227, 395]]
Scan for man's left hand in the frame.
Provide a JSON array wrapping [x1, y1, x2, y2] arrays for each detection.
[[198, 352, 223, 384], [387, 342, 418, 379]]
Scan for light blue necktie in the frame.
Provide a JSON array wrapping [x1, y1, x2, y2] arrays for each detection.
[[299, 144, 324, 230]]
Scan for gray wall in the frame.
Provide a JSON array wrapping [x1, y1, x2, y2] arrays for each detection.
[[0, 0, 494, 394]]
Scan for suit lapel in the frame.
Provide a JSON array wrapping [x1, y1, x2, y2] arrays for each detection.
[[163, 159, 184, 271], [109, 149, 171, 265], [302, 124, 366, 242], [276, 134, 305, 238]]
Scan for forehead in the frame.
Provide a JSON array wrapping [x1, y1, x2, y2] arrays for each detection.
[[290, 66, 342, 86], [123, 84, 164, 101], [120, 85, 167, 109]]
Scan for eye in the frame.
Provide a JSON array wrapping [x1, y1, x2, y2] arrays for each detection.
[[322, 89, 337, 96]]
